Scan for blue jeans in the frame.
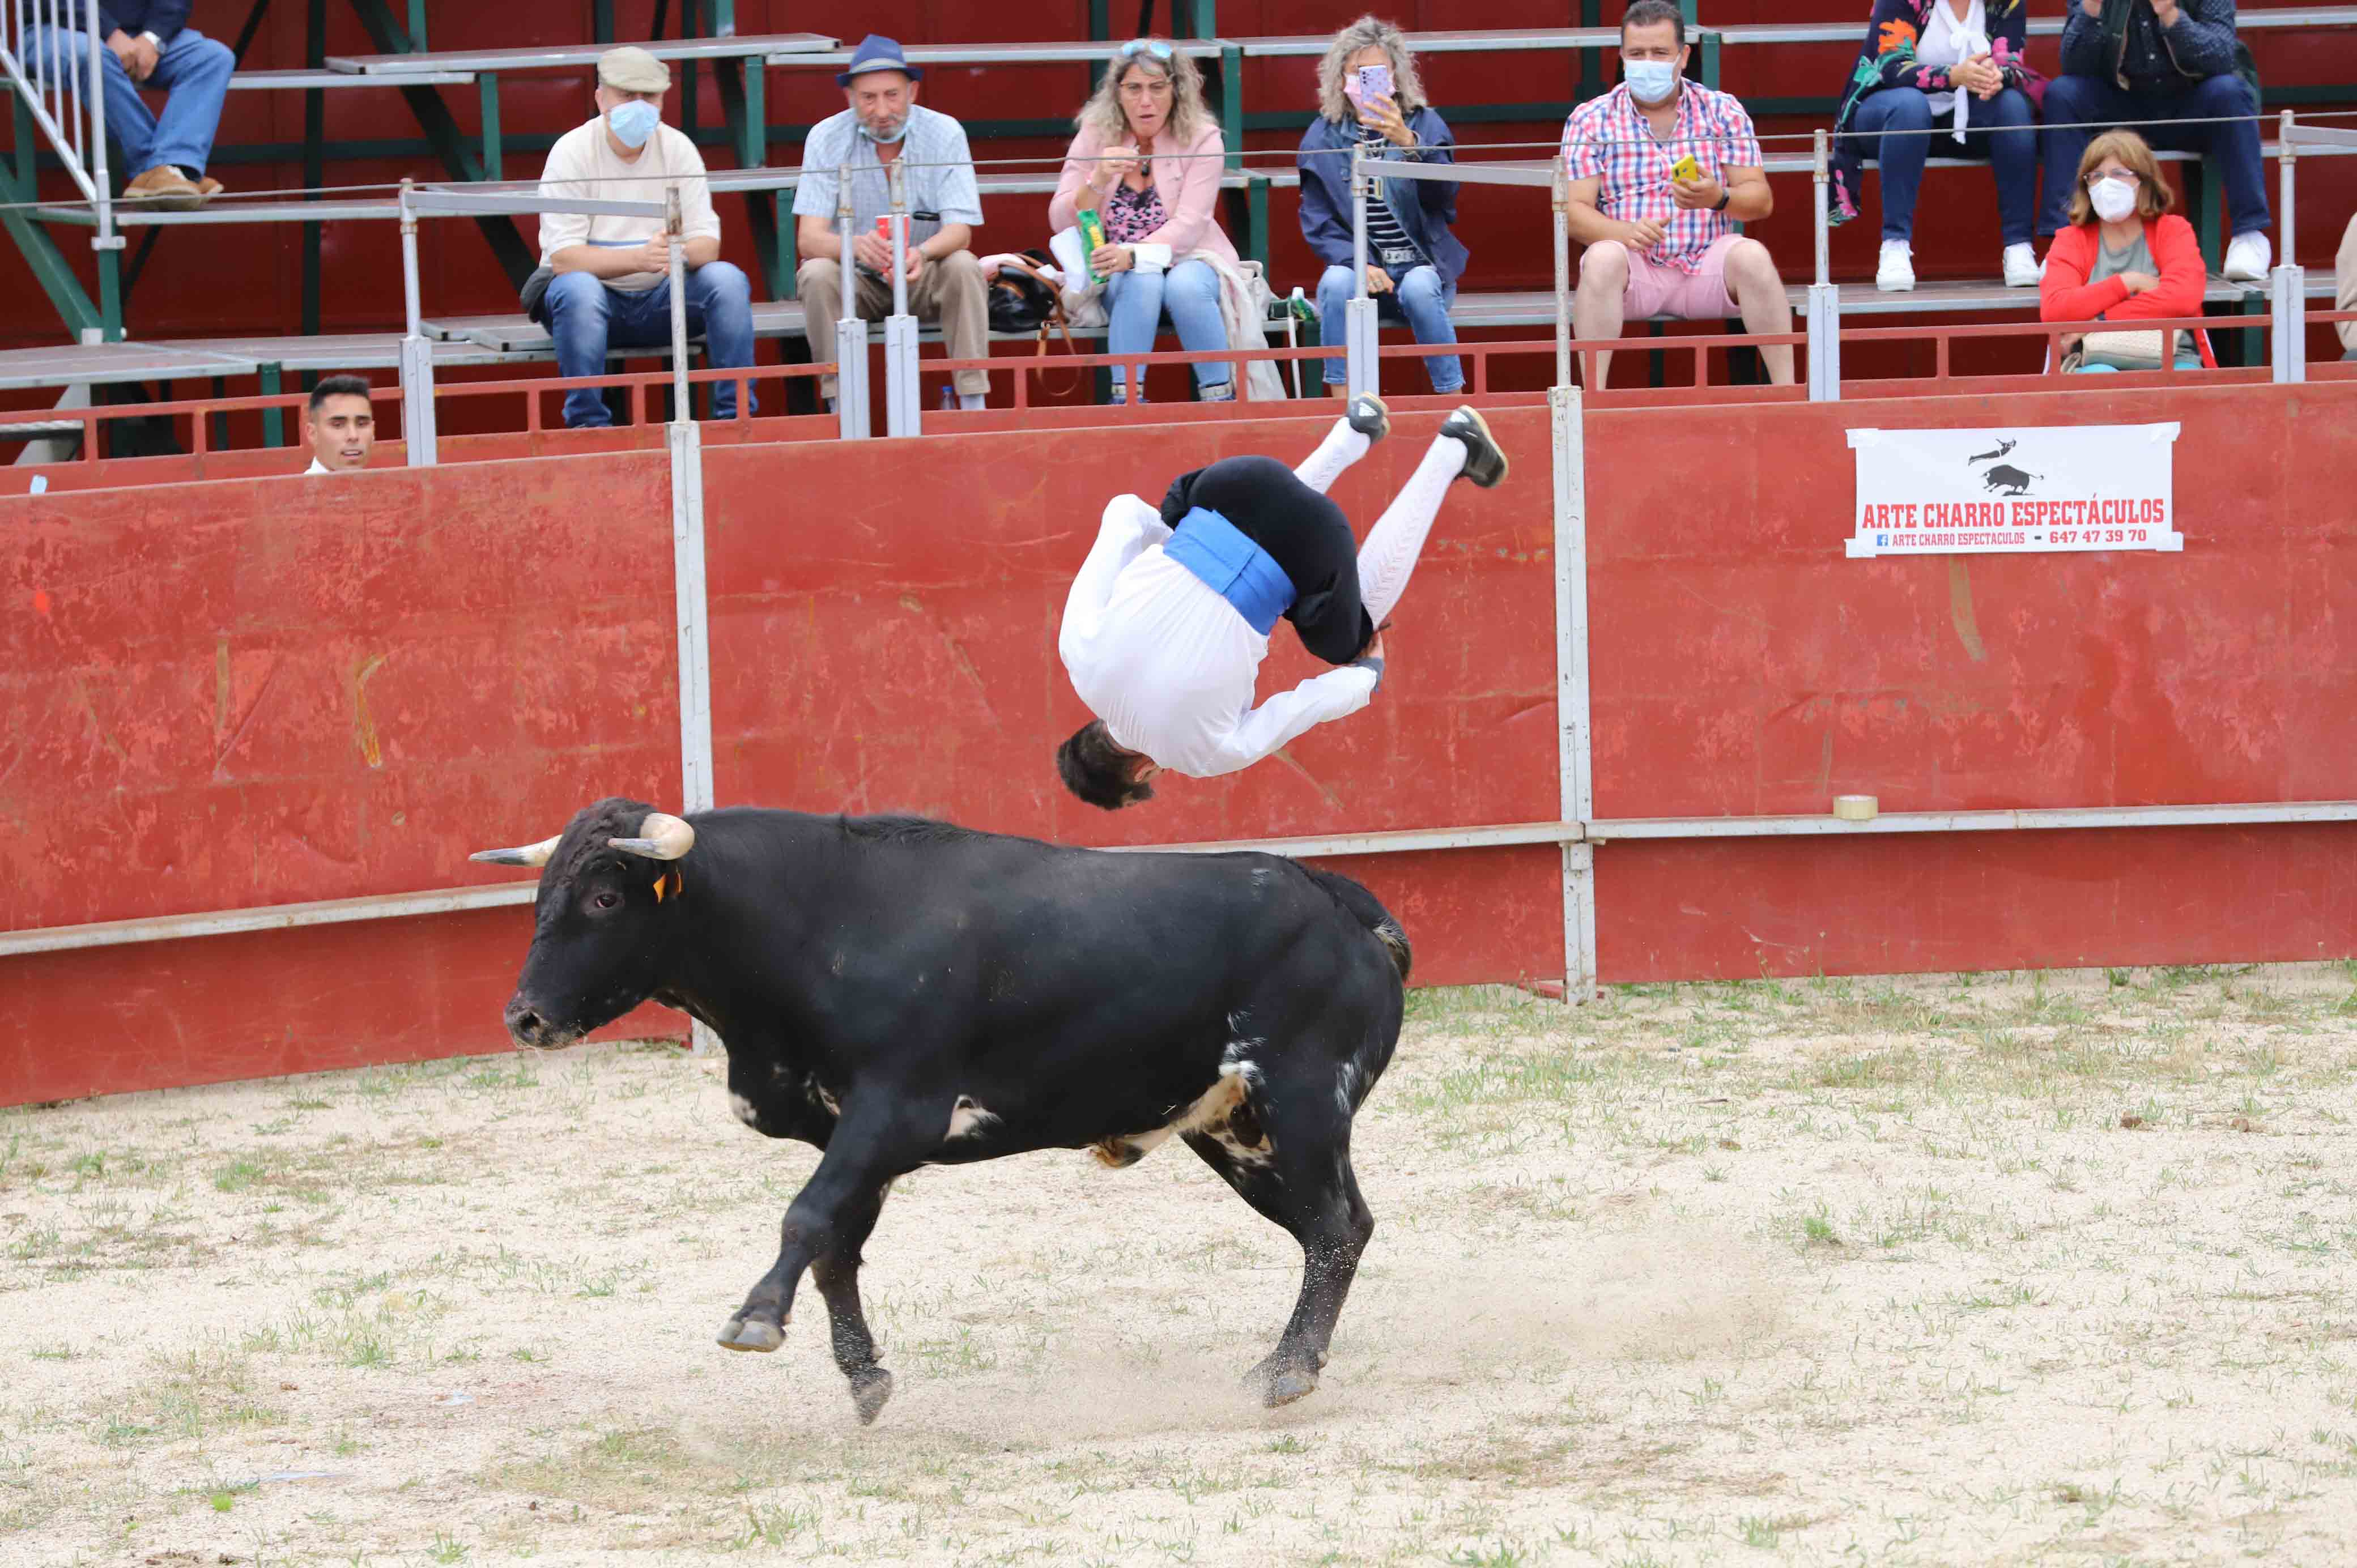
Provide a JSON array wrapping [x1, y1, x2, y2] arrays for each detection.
[[1105, 258, 1230, 394], [544, 262, 756, 428], [2039, 74, 2270, 238], [2069, 348, 2204, 373], [27, 24, 233, 178], [1316, 263, 1463, 392], [1852, 85, 2037, 247]]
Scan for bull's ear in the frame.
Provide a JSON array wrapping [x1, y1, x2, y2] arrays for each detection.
[[610, 812, 695, 861], [470, 833, 561, 868]]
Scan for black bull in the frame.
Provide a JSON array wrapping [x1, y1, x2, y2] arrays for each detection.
[[477, 799, 1411, 1421]]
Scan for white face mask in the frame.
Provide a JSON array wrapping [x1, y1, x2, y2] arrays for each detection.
[[2088, 176, 2137, 224]]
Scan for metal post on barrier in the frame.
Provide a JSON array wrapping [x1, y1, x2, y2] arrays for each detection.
[[1346, 148, 1378, 398], [665, 414, 718, 1057], [666, 185, 691, 419], [397, 179, 438, 465], [1807, 129, 1841, 402], [1550, 382, 1596, 1001], [1552, 166, 1572, 390], [833, 162, 870, 440], [883, 159, 922, 437], [83, 0, 120, 339], [2272, 110, 2305, 385]]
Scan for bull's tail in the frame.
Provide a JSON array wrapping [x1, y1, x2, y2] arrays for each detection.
[[1301, 866, 1413, 983]]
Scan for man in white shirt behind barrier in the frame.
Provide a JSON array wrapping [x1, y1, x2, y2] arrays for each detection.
[[1056, 397, 1507, 809]]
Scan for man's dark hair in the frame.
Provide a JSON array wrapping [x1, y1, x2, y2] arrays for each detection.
[[1056, 720, 1155, 811], [1621, 0, 1686, 44], [308, 374, 373, 414]]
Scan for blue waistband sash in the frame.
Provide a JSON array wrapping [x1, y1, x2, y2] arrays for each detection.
[[1162, 506, 1296, 636]]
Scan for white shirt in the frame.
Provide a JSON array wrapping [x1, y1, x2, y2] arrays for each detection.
[[537, 119, 721, 293], [1058, 495, 1377, 779], [304, 457, 331, 474], [1918, 0, 1987, 120]]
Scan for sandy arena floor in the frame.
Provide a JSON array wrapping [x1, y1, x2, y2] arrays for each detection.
[[4, 965, 2356, 1567]]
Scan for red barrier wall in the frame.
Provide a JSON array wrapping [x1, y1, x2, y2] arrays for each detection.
[[6, 384, 2354, 1104]]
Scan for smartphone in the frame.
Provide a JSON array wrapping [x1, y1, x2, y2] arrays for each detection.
[[1670, 153, 1701, 184], [1356, 63, 1393, 104]]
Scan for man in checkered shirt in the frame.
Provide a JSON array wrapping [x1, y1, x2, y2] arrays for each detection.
[[1562, 0, 1794, 387]]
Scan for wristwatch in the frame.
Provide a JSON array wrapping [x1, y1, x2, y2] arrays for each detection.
[[1712, 189, 1731, 212]]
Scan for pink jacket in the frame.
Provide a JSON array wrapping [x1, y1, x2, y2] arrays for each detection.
[[1049, 118, 1239, 269]]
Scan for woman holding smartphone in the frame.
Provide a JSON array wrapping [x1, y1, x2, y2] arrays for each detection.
[[1296, 16, 1466, 397]]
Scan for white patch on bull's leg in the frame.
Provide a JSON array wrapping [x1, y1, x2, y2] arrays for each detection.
[[1091, 1125, 1171, 1168], [1163, 1058, 1278, 1168], [946, 1095, 999, 1140], [729, 1092, 761, 1129], [1334, 1059, 1362, 1119], [805, 1077, 840, 1117]]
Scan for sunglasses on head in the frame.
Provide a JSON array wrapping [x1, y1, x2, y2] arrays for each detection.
[[1118, 39, 1175, 60]]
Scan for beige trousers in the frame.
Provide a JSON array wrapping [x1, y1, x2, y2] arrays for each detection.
[[797, 250, 990, 399], [2338, 213, 2357, 357]]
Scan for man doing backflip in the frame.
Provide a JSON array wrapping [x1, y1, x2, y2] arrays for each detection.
[[1056, 397, 1507, 808]]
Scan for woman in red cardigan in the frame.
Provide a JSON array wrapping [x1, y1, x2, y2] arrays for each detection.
[[2039, 129, 2214, 373]]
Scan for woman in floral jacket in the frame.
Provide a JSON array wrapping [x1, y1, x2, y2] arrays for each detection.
[[1830, 0, 2045, 292]]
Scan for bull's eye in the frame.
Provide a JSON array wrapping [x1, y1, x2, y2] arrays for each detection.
[[592, 890, 622, 911]]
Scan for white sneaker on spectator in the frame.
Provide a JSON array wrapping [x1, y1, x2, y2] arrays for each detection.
[[2222, 231, 2272, 283], [2002, 243, 2042, 288], [1877, 240, 1916, 292]]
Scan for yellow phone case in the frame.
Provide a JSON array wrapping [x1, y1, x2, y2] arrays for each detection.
[[1670, 154, 1701, 184]]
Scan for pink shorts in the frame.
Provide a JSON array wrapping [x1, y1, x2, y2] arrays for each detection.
[[1611, 233, 1743, 320]]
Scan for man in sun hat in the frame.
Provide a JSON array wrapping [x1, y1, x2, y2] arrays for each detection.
[[794, 34, 991, 411], [535, 44, 758, 429]]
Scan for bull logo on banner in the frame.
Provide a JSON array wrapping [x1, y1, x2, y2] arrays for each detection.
[[1844, 423, 2185, 558]]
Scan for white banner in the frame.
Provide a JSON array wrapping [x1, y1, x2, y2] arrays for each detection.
[[1845, 422, 2184, 559]]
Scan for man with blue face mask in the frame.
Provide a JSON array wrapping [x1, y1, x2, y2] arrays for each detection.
[[793, 35, 991, 411], [535, 46, 757, 430], [1560, 0, 1792, 389]]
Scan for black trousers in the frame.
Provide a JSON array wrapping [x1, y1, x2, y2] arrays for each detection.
[[1159, 455, 1374, 666]]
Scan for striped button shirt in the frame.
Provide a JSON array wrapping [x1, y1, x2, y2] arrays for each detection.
[[793, 104, 985, 254], [1560, 82, 1763, 276]]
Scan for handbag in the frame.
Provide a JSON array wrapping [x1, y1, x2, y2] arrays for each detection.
[[988, 252, 1084, 397], [2079, 329, 2169, 371]]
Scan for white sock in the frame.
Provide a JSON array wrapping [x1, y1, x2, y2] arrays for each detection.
[[959, 392, 984, 411], [1294, 418, 1371, 495], [1356, 436, 1467, 624]]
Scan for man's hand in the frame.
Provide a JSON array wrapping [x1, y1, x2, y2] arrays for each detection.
[[2080, 0, 2103, 16], [1364, 264, 1393, 295], [852, 229, 895, 273], [632, 234, 674, 274], [106, 29, 146, 78], [2117, 269, 2160, 295], [1669, 174, 1725, 212], [127, 33, 161, 80], [1623, 216, 1668, 250], [2152, 0, 2181, 24], [1356, 93, 1416, 148], [904, 246, 928, 283]]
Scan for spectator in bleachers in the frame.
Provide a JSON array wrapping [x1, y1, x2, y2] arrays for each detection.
[[27, 3, 234, 210], [2338, 212, 2356, 360], [794, 36, 991, 412], [1050, 40, 1240, 403], [537, 47, 755, 429], [300, 376, 376, 474], [1829, 0, 2045, 291], [2043, 0, 2272, 282], [1297, 18, 1466, 398], [1563, 0, 1793, 387], [2039, 130, 2214, 371]]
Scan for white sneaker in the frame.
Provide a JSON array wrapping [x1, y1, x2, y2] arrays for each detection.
[[2002, 243, 2042, 288], [1876, 240, 1916, 292], [2222, 231, 2272, 283]]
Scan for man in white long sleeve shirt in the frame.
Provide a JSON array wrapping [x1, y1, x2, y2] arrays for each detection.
[[1056, 396, 1508, 808]]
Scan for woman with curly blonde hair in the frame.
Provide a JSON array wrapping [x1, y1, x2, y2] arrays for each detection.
[[1049, 39, 1240, 402], [1296, 16, 1466, 395]]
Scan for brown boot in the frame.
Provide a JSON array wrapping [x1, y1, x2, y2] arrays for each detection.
[[193, 176, 223, 204], [124, 165, 201, 211]]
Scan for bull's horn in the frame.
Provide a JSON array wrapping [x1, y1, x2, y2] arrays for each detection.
[[470, 833, 561, 868], [609, 812, 695, 861]]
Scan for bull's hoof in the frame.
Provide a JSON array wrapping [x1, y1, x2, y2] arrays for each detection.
[[1244, 1353, 1319, 1408], [716, 1314, 786, 1353], [848, 1366, 895, 1425]]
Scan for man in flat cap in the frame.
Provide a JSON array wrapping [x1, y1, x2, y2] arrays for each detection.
[[536, 45, 758, 429], [794, 34, 992, 412]]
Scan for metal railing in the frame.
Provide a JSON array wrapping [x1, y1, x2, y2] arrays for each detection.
[[1, 0, 116, 321]]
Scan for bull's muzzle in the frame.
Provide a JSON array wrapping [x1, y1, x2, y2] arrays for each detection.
[[503, 996, 581, 1051]]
